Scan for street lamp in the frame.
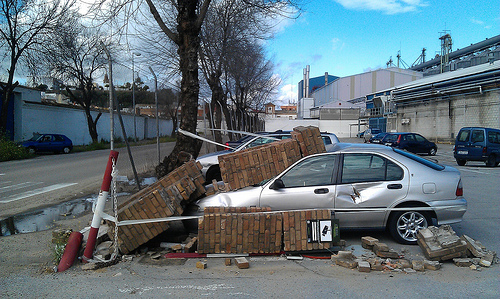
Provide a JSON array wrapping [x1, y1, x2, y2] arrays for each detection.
[[132, 52, 141, 142]]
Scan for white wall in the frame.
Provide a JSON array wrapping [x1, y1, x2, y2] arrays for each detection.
[[18, 102, 173, 145], [264, 119, 362, 138]]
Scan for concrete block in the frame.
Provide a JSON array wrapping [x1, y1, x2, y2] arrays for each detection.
[[196, 261, 207, 269]]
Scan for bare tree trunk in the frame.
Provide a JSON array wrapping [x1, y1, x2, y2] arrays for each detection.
[[156, 0, 204, 178]]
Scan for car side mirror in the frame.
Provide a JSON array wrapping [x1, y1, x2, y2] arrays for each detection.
[[270, 178, 285, 190]]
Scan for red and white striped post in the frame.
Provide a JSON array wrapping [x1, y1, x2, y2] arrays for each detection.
[[83, 150, 119, 262]]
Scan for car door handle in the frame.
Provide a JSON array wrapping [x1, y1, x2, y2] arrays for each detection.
[[387, 184, 403, 189], [314, 188, 329, 194]]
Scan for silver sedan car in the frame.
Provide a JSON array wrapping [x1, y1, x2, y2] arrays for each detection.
[[190, 143, 467, 244]]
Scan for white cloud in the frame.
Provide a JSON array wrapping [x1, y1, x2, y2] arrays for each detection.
[[334, 0, 428, 15], [331, 38, 345, 51]]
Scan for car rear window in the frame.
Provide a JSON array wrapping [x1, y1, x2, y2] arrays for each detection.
[[393, 148, 445, 170]]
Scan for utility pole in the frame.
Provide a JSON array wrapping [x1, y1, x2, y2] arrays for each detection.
[[149, 66, 161, 164], [132, 52, 141, 142]]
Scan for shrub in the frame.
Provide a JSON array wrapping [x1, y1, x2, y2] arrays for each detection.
[[0, 135, 32, 162]]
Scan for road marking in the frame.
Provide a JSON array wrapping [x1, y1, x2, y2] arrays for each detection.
[[0, 182, 43, 192], [0, 183, 78, 203]]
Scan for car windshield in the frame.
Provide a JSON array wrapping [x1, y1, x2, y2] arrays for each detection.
[[393, 148, 445, 170], [28, 133, 41, 141]]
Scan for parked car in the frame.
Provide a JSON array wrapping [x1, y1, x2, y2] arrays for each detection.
[[382, 132, 437, 155], [19, 133, 73, 154], [453, 127, 500, 167], [362, 128, 382, 143], [197, 131, 340, 183], [188, 143, 467, 244], [224, 131, 269, 150], [369, 132, 389, 144]]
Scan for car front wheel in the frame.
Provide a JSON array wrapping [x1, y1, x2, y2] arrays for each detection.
[[388, 210, 431, 245], [28, 147, 36, 155], [63, 147, 71, 154], [429, 148, 437, 156]]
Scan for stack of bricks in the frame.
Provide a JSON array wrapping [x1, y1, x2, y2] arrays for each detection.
[[197, 207, 283, 254], [219, 138, 302, 190], [290, 126, 326, 157], [109, 160, 206, 254], [416, 225, 468, 261], [282, 209, 333, 251]]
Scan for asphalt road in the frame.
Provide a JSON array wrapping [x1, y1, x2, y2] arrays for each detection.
[[0, 142, 175, 219]]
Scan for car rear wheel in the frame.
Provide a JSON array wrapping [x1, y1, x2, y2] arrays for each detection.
[[486, 154, 497, 167], [63, 147, 71, 154], [388, 210, 431, 245], [456, 159, 466, 166]]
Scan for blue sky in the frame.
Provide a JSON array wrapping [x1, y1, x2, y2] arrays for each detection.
[[267, 0, 500, 106]]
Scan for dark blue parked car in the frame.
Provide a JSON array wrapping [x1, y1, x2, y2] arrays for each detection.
[[454, 127, 500, 167], [20, 133, 73, 154]]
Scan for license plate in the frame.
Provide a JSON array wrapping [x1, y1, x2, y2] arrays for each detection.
[[458, 150, 468, 155]]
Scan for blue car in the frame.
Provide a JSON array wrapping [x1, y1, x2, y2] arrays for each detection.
[[20, 133, 73, 154]]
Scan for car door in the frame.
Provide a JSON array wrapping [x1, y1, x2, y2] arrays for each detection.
[[37, 135, 54, 152], [468, 129, 486, 160], [413, 134, 429, 153], [334, 153, 409, 228], [259, 154, 338, 211]]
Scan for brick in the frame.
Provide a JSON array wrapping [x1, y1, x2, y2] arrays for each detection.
[[424, 260, 441, 270], [361, 236, 379, 248], [376, 249, 399, 259], [373, 242, 390, 252], [453, 258, 473, 267], [196, 261, 207, 269], [336, 258, 358, 269], [358, 261, 371, 273], [225, 258, 232, 266], [235, 257, 249, 269]]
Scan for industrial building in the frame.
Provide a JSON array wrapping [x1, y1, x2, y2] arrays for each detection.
[[295, 34, 500, 141]]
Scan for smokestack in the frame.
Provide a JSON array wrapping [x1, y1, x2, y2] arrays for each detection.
[[305, 65, 310, 98], [303, 68, 307, 99], [325, 72, 328, 86]]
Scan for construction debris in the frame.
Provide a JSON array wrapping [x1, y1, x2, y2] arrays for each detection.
[[219, 138, 302, 190], [417, 225, 468, 261], [290, 126, 326, 157], [219, 126, 325, 190], [108, 160, 205, 254], [198, 207, 280, 254], [196, 261, 207, 269], [461, 235, 497, 267]]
